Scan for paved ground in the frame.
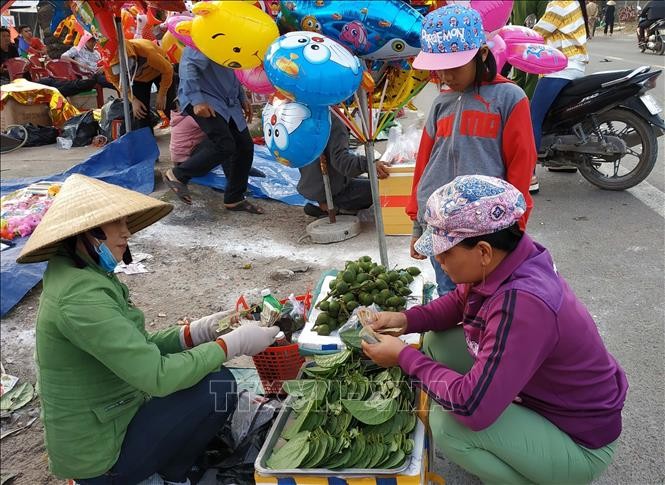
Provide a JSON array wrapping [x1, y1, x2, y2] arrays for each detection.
[[0, 28, 663, 485]]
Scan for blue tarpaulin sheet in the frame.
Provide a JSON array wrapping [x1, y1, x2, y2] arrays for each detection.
[[1, 129, 158, 317], [191, 144, 310, 207], [1, 134, 309, 317]]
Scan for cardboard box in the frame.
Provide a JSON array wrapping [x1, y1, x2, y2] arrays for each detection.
[[68, 91, 98, 111], [378, 164, 416, 236], [0, 98, 51, 130]]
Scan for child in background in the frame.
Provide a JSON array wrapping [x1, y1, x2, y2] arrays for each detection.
[[530, 0, 589, 186], [169, 109, 207, 164], [407, 4, 536, 296]]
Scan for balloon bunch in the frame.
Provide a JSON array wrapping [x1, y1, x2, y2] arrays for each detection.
[[68, 1, 119, 65], [166, 2, 279, 93], [53, 15, 84, 46], [441, 1, 567, 75], [262, 31, 368, 168], [121, 5, 162, 41], [276, 1, 431, 144]]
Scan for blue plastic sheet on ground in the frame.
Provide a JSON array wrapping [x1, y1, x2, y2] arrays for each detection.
[[0, 128, 158, 317], [191, 144, 311, 207]]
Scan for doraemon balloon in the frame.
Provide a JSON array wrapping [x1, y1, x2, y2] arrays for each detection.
[[278, 1, 423, 60], [264, 31, 363, 106], [263, 100, 332, 168]]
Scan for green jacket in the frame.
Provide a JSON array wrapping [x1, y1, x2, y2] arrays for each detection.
[[35, 253, 227, 479]]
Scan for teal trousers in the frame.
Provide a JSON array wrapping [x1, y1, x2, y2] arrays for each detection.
[[423, 328, 616, 484]]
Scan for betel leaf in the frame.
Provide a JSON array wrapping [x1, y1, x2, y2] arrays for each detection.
[[302, 365, 337, 378], [327, 446, 353, 469], [368, 441, 387, 468], [266, 431, 311, 469], [402, 413, 417, 435], [282, 380, 327, 401], [339, 328, 362, 350], [382, 449, 406, 469], [282, 399, 314, 440], [313, 349, 352, 368], [341, 398, 397, 425]]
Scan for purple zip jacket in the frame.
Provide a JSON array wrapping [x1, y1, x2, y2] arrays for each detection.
[[398, 234, 627, 449]]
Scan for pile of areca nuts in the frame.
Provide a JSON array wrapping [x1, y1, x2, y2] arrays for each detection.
[[312, 256, 421, 336]]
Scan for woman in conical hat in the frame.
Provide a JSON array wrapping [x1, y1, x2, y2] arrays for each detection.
[[19, 174, 279, 484]]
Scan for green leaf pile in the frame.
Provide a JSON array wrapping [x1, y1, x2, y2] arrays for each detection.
[[265, 350, 417, 471], [312, 256, 421, 336]]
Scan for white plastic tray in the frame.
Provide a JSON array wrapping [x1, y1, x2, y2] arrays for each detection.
[[297, 274, 423, 352]]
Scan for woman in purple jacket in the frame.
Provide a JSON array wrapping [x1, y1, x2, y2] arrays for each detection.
[[363, 175, 627, 484]]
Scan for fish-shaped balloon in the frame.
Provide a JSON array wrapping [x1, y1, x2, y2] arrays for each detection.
[[278, 0, 423, 60]]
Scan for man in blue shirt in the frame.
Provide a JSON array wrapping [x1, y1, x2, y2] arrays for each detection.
[[164, 47, 262, 213]]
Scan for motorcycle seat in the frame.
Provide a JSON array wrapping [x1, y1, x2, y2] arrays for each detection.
[[557, 69, 634, 98]]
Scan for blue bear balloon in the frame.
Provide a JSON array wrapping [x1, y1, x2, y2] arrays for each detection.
[[263, 99, 331, 168], [264, 31, 363, 106]]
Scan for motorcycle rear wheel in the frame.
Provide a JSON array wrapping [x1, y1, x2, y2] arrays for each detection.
[[578, 108, 657, 190]]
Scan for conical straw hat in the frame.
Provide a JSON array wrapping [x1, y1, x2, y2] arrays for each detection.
[[17, 174, 173, 264]]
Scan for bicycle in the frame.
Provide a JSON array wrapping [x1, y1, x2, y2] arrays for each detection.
[[0, 124, 29, 154]]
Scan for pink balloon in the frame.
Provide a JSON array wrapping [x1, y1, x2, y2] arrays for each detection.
[[497, 25, 544, 45], [470, 0, 513, 34], [166, 15, 198, 50], [506, 43, 568, 75], [235, 66, 275, 95], [488, 34, 507, 73]]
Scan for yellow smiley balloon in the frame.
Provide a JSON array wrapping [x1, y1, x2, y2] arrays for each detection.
[[191, 1, 279, 69]]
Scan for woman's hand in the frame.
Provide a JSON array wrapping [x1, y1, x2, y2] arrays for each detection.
[[410, 236, 427, 260], [369, 311, 408, 336], [155, 93, 167, 112], [187, 309, 235, 346], [219, 324, 280, 359], [131, 98, 147, 119], [362, 335, 407, 367]]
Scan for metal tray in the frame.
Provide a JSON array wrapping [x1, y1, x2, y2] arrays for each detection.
[[254, 364, 422, 477]]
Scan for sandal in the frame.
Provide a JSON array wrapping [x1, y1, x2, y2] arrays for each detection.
[[163, 169, 192, 205], [225, 199, 264, 214]]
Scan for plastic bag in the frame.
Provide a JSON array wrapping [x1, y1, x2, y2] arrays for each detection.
[[99, 98, 160, 139], [99, 99, 126, 139], [275, 294, 306, 342], [338, 304, 382, 344], [56, 137, 72, 150], [6, 123, 58, 147], [61, 111, 99, 147], [380, 123, 421, 165]]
